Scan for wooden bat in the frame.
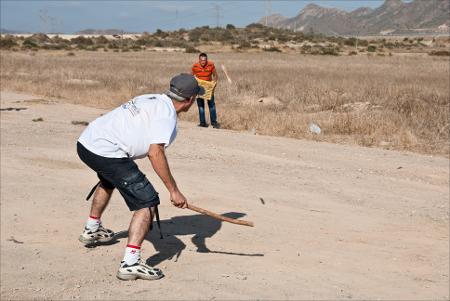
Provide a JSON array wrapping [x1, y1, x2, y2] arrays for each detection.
[[221, 64, 233, 84], [187, 203, 254, 227]]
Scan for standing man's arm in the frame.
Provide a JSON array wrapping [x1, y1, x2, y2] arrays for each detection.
[[148, 143, 187, 208], [212, 66, 219, 83]]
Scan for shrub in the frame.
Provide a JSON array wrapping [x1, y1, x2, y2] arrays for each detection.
[[71, 36, 94, 46], [317, 46, 339, 56], [429, 50, 450, 56], [263, 46, 281, 52], [367, 45, 377, 52], [344, 37, 357, 47], [94, 35, 109, 45], [185, 45, 199, 53], [238, 40, 251, 49], [22, 38, 38, 49], [0, 36, 18, 49]]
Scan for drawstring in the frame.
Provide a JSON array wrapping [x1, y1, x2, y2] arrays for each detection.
[[154, 205, 163, 239], [86, 181, 100, 201]]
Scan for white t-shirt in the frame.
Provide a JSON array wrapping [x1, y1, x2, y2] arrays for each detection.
[[79, 94, 177, 159]]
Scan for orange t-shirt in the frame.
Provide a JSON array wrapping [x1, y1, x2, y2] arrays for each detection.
[[192, 61, 215, 81]]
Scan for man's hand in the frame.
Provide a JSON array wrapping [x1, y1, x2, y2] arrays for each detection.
[[170, 189, 188, 209]]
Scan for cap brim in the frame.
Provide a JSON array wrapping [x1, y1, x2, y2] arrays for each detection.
[[197, 86, 205, 96]]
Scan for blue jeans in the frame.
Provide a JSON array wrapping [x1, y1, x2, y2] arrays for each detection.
[[197, 95, 217, 125]]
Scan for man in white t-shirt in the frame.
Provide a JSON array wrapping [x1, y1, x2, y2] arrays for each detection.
[[77, 73, 204, 281]]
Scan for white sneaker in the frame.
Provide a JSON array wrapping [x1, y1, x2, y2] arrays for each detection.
[[78, 225, 114, 244], [116, 261, 164, 281]]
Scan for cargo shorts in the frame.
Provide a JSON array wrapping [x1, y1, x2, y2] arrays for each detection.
[[77, 142, 160, 211]]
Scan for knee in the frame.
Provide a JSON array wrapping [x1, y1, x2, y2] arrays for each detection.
[[134, 207, 152, 223]]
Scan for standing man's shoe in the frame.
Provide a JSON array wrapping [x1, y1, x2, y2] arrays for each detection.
[[211, 122, 220, 129], [198, 123, 208, 128]]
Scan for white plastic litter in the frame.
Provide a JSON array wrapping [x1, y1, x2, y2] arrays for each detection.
[[308, 122, 321, 134]]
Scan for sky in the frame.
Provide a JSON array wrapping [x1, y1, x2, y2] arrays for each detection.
[[1, 1, 388, 33]]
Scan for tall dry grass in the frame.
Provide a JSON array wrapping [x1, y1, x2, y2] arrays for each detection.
[[1, 50, 448, 155]]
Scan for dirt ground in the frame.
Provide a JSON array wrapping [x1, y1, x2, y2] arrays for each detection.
[[0, 91, 448, 300]]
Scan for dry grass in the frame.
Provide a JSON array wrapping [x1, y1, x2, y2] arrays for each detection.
[[1, 50, 448, 155]]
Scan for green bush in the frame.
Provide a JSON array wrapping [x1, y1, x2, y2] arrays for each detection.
[[320, 46, 339, 56], [0, 36, 18, 49], [22, 38, 38, 49], [71, 36, 94, 46], [367, 45, 377, 52]]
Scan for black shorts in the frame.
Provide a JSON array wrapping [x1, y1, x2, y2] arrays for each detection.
[[77, 142, 160, 211]]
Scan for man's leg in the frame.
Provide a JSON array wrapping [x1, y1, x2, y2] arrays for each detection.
[[79, 184, 115, 244], [127, 207, 154, 247], [90, 184, 113, 218], [196, 98, 207, 126], [208, 95, 219, 128], [117, 207, 163, 281]]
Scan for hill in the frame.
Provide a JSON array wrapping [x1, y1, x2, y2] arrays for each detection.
[[74, 29, 132, 35], [258, 0, 450, 36]]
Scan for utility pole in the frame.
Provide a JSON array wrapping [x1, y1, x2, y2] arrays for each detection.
[[213, 3, 221, 28], [39, 9, 49, 34], [265, 0, 272, 27]]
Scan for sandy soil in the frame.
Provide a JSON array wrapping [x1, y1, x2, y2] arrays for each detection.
[[1, 91, 448, 300]]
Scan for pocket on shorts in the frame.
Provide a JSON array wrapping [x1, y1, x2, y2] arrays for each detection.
[[118, 171, 160, 209]]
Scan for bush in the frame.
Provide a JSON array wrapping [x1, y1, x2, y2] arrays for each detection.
[[429, 50, 450, 56], [0, 36, 18, 49], [94, 35, 109, 45], [319, 46, 339, 56], [71, 36, 94, 46], [22, 38, 38, 49], [367, 45, 377, 52], [237, 40, 251, 49], [185, 45, 199, 53], [344, 37, 357, 47], [349, 51, 357, 56], [263, 46, 281, 52]]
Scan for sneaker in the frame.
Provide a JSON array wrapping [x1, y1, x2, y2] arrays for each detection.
[[78, 225, 115, 244], [117, 261, 164, 281], [198, 123, 208, 128], [211, 122, 220, 129]]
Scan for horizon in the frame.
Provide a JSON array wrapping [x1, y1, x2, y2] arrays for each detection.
[[0, 0, 394, 34]]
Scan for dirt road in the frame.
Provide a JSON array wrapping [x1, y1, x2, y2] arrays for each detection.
[[1, 91, 448, 300]]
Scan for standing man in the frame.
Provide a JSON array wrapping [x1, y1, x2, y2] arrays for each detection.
[[77, 74, 204, 281], [192, 52, 220, 128]]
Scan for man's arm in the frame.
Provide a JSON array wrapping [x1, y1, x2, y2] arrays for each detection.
[[212, 67, 219, 83], [148, 143, 187, 208]]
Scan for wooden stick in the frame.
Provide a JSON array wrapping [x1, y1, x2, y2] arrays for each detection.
[[221, 64, 233, 84], [187, 204, 254, 227]]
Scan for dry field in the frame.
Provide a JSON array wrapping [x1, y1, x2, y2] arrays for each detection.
[[1, 50, 448, 155]]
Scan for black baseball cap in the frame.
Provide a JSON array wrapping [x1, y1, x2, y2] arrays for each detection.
[[169, 73, 204, 100]]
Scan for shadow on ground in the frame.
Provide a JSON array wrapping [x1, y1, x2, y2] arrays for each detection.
[[110, 212, 263, 265]]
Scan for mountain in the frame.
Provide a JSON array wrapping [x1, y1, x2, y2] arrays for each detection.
[[74, 29, 132, 35], [257, 0, 450, 36], [0, 28, 26, 34]]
